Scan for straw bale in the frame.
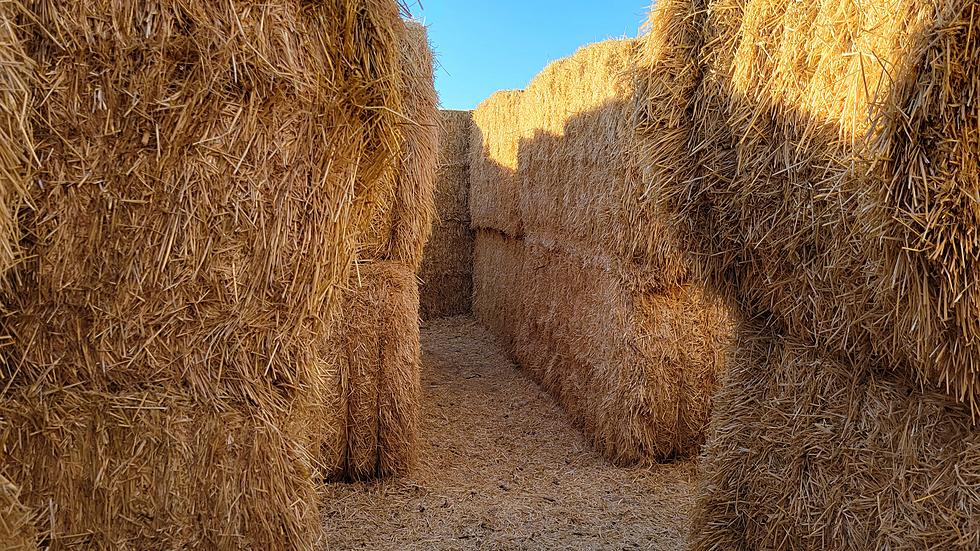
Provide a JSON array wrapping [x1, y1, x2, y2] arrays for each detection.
[[472, 230, 526, 353], [470, 90, 525, 237], [419, 221, 473, 319], [419, 109, 474, 319], [326, 22, 435, 478], [0, 0, 406, 399], [867, 1, 980, 407], [512, 239, 731, 464], [385, 21, 438, 270], [433, 163, 471, 223], [0, 388, 323, 549], [329, 260, 422, 481], [420, 273, 473, 321], [638, 0, 980, 407], [694, 323, 980, 550], [438, 110, 473, 170], [0, 2, 32, 281], [0, 0, 419, 545], [519, 40, 687, 291]]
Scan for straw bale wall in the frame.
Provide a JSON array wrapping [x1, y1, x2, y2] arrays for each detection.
[[638, 0, 980, 408], [694, 323, 980, 550], [328, 20, 437, 480], [420, 110, 475, 319], [469, 91, 525, 237], [470, 40, 733, 464], [0, 0, 427, 546], [630, 0, 980, 547]]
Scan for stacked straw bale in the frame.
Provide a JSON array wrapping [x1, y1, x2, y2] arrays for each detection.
[[630, 0, 980, 547], [327, 20, 437, 481], [471, 40, 733, 464], [0, 0, 426, 546], [419, 110, 475, 319], [638, 0, 980, 409], [695, 322, 980, 550]]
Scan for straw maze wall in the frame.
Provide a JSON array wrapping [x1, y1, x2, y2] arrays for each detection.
[[419, 110, 475, 320], [459, 0, 979, 547], [465, 41, 733, 466], [0, 2, 437, 547], [633, 0, 980, 549]]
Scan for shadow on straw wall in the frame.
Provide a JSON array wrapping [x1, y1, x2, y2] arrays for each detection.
[[469, 99, 733, 466]]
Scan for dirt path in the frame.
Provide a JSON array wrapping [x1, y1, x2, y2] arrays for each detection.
[[321, 316, 695, 550]]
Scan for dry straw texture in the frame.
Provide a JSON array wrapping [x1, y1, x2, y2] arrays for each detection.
[[469, 90, 525, 237], [0, 0, 421, 547], [471, 40, 732, 463], [420, 110, 475, 319], [328, 261, 423, 481], [636, 0, 980, 409], [694, 324, 980, 550], [629, 0, 980, 547], [1, 389, 323, 549], [472, 230, 525, 354], [0, 473, 35, 551], [514, 240, 731, 464], [328, 20, 437, 480], [0, 1, 32, 281]]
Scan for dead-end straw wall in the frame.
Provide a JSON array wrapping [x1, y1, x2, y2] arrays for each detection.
[[471, 39, 733, 464], [630, 0, 980, 547], [0, 0, 418, 547], [419, 109, 475, 320], [328, 20, 437, 481]]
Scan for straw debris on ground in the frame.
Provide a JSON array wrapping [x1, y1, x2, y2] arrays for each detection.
[[322, 317, 697, 550]]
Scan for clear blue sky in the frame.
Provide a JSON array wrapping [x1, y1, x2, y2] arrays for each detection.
[[406, 1, 652, 110]]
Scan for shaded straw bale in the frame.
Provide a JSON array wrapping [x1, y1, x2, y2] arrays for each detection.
[[514, 239, 732, 464], [420, 109, 475, 319], [469, 90, 525, 237], [327, 21, 436, 478], [472, 230, 526, 353], [626, 0, 980, 546], [329, 260, 422, 481], [867, 0, 980, 406], [638, 0, 980, 407], [0, 388, 324, 549], [419, 221, 474, 319], [694, 323, 980, 550], [386, 21, 439, 270], [438, 110, 473, 171]]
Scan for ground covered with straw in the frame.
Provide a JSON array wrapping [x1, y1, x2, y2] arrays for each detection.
[[321, 316, 695, 550]]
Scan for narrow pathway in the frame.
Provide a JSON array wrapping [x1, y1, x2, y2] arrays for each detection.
[[322, 316, 695, 550]]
